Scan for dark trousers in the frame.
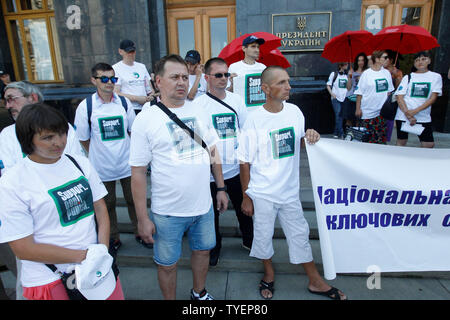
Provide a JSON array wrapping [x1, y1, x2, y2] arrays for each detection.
[[103, 176, 138, 240], [210, 174, 253, 254]]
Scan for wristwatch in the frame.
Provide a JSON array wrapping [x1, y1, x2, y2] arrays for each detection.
[[216, 186, 227, 192]]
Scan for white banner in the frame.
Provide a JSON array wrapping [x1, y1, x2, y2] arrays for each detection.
[[306, 138, 450, 280]]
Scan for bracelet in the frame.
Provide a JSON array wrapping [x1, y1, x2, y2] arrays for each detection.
[[216, 186, 227, 192]]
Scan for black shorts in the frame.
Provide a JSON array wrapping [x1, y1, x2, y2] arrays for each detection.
[[395, 120, 434, 142]]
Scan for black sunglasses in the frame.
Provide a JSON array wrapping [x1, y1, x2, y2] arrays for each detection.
[[94, 76, 119, 84], [210, 72, 231, 79]]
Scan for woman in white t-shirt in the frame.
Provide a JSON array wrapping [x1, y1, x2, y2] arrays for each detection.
[[355, 51, 394, 144], [394, 51, 443, 148], [327, 63, 349, 138], [0, 104, 124, 300]]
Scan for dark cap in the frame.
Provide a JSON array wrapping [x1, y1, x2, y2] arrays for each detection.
[[119, 39, 136, 52], [242, 35, 265, 47], [185, 50, 201, 64]]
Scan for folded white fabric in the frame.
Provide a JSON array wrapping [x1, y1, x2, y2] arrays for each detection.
[[75, 244, 113, 290]]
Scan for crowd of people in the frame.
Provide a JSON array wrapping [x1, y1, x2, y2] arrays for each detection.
[[0, 32, 443, 301], [327, 49, 442, 146]]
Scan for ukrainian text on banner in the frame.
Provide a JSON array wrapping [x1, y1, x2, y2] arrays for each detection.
[[306, 138, 450, 280]]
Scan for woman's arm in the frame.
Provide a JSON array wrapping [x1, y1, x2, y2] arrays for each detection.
[[93, 198, 110, 248], [8, 235, 87, 265]]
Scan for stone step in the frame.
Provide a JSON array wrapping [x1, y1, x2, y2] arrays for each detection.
[[116, 206, 320, 240], [115, 233, 450, 280]]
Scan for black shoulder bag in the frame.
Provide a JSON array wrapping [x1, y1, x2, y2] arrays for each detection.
[[380, 74, 411, 120], [206, 92, 241, 129], [155, 101, 209, 151]]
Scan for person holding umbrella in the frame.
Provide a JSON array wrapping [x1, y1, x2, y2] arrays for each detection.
[[354, 51, 394, 144], [394, 51, 442, 148]]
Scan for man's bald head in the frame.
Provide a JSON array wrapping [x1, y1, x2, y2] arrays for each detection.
[[261, 65, 288, 86]]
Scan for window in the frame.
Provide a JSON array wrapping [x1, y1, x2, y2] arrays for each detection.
[[2, 0, 63, 83]]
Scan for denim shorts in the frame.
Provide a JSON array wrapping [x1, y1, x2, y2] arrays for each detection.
[[151, 206, 216, 266]]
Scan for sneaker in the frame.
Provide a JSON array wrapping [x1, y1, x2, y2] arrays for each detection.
[[190, 288, 214, 300], [136, 236, 153, 249], [209, 250, 220, 267]]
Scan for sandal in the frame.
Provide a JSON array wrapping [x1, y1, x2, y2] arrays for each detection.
[[308, 286, 347, 300], [259, 280, 275, 300]]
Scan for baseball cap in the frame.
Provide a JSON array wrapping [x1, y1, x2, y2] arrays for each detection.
[[242, 35, 265, 47], [119, 39, 136, 52], [77, 268, 116, 300], [185, 50, 201, 64]]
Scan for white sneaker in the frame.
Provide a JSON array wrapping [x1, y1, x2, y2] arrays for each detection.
[[190, 288, 214, 300]]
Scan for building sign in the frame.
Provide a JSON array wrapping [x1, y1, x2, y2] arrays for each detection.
[[272, 12, 332, 52]]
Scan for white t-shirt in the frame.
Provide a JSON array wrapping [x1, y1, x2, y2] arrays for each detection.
[[237, 102, 305, 203], [228, 60, 267, 109], [195, 91, 248, 181], [112, 61, 151, 111], [394, 71, 443, 123], [188, 74, 208, 100], [129, 100, 220, 217], [327, 72, 349, 102], [354, 68, 394, 119], [0, 154, 107, 287], [74, 93, 135, 182], [0, 123, 84, 175]]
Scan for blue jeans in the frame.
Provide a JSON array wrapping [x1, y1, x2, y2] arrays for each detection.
[[331, 98, 344, 137], [151, 206, 216, 266]]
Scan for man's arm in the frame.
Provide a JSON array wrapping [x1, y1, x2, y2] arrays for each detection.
[[239, 162, 253, 217], [131, 166, 155, 243], [114, 85, 151, 105], [209, 145, 228, 213], [187, 65, 203, 100]]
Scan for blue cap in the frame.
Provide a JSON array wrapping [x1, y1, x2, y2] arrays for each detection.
[[185, 50, 201, 64], [242, 35, 265, 47]]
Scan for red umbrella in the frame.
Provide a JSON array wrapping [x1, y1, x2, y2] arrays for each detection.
[[321, 30, 374, 63], [219, 32, 282, 66], [257, 49, 291, 68], [372, 24, 439, 54]]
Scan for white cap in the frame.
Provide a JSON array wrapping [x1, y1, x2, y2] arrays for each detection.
[[78, 268, 116, 300]]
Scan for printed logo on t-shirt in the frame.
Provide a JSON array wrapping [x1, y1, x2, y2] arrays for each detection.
[[98, 116, 125, 141], [133, 72, 140, 79], [48, 177, 94, 227], [245, 74, 266, 107], [166, 117, 203, 159], [338, 79, 347, 88], [269, 127, 295, 159], [375, 78, 389, 92], [212, 113, 237, 139], [410, 82, 431, 98]]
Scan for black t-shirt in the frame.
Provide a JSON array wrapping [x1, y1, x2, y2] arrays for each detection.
[[0, 81, 6, 100]]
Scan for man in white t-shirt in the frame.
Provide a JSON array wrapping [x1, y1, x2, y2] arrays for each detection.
[[228, 35, 267, 109], [238, 66, 346, 300], [184, 50, 207, 100], [129, 54, 228, 300], [195, 57, 253, 267], [74, 63, 147, 252], [0, 81, 84, 300], [113, 39, 156, 115]]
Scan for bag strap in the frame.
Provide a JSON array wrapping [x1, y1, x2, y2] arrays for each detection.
[[331, 71, 339, 88], [65, 154, 85, 176], [206, 92, 240, 129], [87, 94, 128, 133], [155, 101, 208, 151]]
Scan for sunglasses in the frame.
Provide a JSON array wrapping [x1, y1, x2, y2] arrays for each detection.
[[210, 72, 231, 79], [94, 76, 119, 84]]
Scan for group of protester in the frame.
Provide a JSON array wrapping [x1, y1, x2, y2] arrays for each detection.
[[326, 49, 442, 147], [5, 32, 444, 301]]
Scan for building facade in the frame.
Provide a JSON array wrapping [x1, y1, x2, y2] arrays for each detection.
[[1, 0, 449, 132]]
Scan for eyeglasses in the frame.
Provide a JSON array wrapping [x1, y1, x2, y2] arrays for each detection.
[[381, 55, 389, 59], [5, 95, 24, 104], [209, 72, 231, 79], [94, 76, 119, 84]]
